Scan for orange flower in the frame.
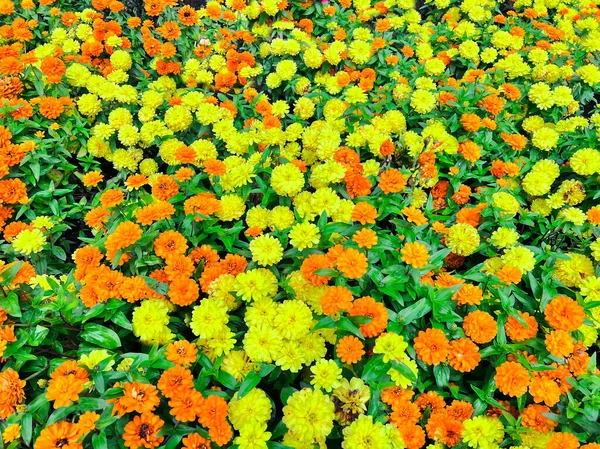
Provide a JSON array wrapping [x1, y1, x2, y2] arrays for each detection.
[[204, 159, 226, 176], [415, 391, 446, 411], [401, 242, 429, 268], [352, 228, 378, 249], [152, 175, 179, 201], [116, 382, 160, 416], [447, 338, 480, 372], [452, 284, 482, 306], [446, 400, 474, 421], [301, 254, 332, 286], [164, 254, 195, 280], [397, 423, 426, 449], [76, 411, 100, 435], [458, 140, 481, 162], [122, 413, 164, 449], [178, 5, 199, 26], [494, 361, 530, 397], [34, 421, 82, 449], [198, 394, 228, 429], [154, 230, 188, 259], [348, 296, 388, 338], [382, 386, 414, 408], [545, 329, 575, 358], [168, 278, 200, 306], [379, 138, 395, 156], [497, 265, 522, 284], [501, 133, 527, 151], [544, 295, 585, 332], [336, 248, 368, 279], [336, 335, 364, 364], [165, 340, 198, 366], [463, 310, 497, 344], [379, 168, 407, 194], [320, 285, 353, 315], [351, 202, 378, 224], [414, 328, 449, 365], [529, 374, 561, 406], [184, 193, 221, 221], [0, 368, 25, 419], [521, 404, 558, 433], [100, 188, 124, 208], [208, 421, 233, 446], [105, 221, 143, 259], [46, 375, 86, 408], [157, 366, 195, 399], [135, 201, 175, 225], [40, 56, 66, 83], [82, 171, 103, 187], [390, 399, 421, 426], [460, 113, 482, 132], [169, 388, 204, 422], [501, 83, 521, 100], [182, 433, 211, 449], [402, 206, 428, 226], [547, 432, 580, 449], [175, 167, 195, 182], [125, 174, 148, 190], [505, 311, 538, 341]]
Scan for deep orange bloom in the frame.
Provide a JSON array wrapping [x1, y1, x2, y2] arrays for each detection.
[[34, 421, 82, 449], [401, 242, 429, 268], [547, 432, 580, 449], [320, 285, 353, 315], [494, 361, 530, 397], [154, 230, 188, 259], [169, 388, 204, 422], [198, 394, 228, 429], [414, 328, 449, 365], [152, 175, 179, 201], [379, 169, 407, 194], [463, 310, 497, 344], [521, 404, 558, 433], [448, 338, 480, 372], [460, 113, 482, 132], [348, 296, 388, 338], [300, 254, 332, 286], [545, 329, 575, 358], [336, 248, 368, 279], [165, 340, 198, 366], [544, 295, 585, 332], [505, 311, 538, 342], [452, 284, 482, 306], [182, 433, 211, 449], [351, 202, 378, 224], [122, 413, 164, 449], [336, 336, 364, 364]]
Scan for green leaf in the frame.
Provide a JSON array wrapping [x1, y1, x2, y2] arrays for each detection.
[[21, 414, 33, 445], [238, 371, 262, 399], [0, 292, 21, 317], [92, 432, 108, 449], [433, 364, 449, 388], [81, 323, 121, 349], [397, 298, 431, 325], [362, 355, 390, 382]]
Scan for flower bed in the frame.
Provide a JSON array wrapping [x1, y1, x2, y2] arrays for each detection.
[[0, 0, 600, 448]]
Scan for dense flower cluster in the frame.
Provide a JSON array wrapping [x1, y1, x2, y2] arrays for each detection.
[[1, 0, 600, 448]]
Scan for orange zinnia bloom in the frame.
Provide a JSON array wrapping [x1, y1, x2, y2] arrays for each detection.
[[165, 340, 198, 366], [544, 295, 585, 332], [348, 296, 388, 338], [320, 285, 353, 315], [547, 432, 580, 449], [117, 382, 160, 416], [198, 394, 228, 429], [85, 207, 111, 229], [401, 242, 429, 268], [521, 404, 558, 433], [545, 329, 575, 358], [300, 254, 332, 286], [397, 423, 426, 449], [351, 202, 378, 224], [100, 188, 124, 208], [529, 375, 561, 407], [135, 201, 175, 226], [34, 421, 82, 449], [494, 361, 530, 397], [154, 230, 188, 259], [122, 413, 164, 449], [379, 168, 407, 194], [182, 433, 211, 449], [460, 113, 482, 132], [82, 171, 103, 187], [505, 311, 538, 342], [352, 228, 378, 249], [390, 399, 421, 426], [152, 175, 179, 201], [168, 278, 200, 306], [336, 248, 368, 279], [448, 338, 480, 372], [452, 284, 482, 306], [336, 335, 364, 364], [414, 328, 449, 365], [463, 310, 497, 344], [169, 388, 204, 422]]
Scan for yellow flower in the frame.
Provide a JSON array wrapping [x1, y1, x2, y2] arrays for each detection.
[[249, 235, 284, 266]]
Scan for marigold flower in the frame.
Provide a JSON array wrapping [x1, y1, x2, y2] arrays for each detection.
[[494, 361, 530, 397], [414, 328, 449, 365], [544, 295, 586, 332], [401, 242, 429, 269], [336, 336, 365, 364]]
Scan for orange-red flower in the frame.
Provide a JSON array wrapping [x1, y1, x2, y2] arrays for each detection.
[[414, 328, 449, 365], [494, 361, 530, 397], [336, 335, 364, 364]]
